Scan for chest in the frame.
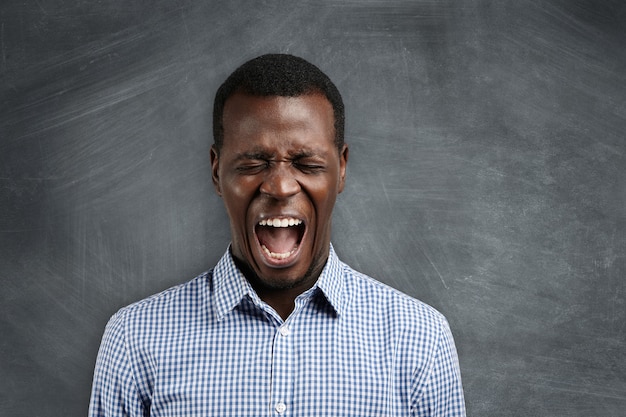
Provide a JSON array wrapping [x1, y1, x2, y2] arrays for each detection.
[[144, 313, 414, 416]]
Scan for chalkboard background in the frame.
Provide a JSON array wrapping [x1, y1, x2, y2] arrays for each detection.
[[2, 1, 625, 416]]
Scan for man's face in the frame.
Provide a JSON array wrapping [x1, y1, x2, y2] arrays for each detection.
[[211, 92, 348, 291]]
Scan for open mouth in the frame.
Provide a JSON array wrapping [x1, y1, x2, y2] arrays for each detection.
[[255, 217, 305, 263]]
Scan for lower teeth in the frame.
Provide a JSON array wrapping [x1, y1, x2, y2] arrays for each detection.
[[262, 245, 297, 260]]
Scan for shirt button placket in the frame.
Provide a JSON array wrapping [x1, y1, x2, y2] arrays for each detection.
[[271, 322, 292, 415], [275, 402, 287, 414]]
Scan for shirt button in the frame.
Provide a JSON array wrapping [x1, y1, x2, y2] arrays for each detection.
[[279, 325, 290, 337], [275, 402, 287, 413]]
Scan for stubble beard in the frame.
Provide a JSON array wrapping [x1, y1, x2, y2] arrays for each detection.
[[232, 249, 328, 292]]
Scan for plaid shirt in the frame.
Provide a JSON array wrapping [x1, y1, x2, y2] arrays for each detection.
[[89, 245, 466, 416]]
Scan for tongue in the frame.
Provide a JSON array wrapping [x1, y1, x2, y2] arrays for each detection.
[[257, 226, 299, 254]]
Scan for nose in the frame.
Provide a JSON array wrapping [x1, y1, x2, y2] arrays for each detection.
[[260, 162, 301, 199]]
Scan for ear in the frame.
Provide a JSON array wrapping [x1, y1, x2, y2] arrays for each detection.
[[338, 143, 349, 193], [210, 145, 222, 197]]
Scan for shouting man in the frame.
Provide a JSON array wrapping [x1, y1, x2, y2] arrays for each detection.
[[89, 54, 466, 416]]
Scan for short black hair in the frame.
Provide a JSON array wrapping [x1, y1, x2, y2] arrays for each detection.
[[212, 54, 344, 152]]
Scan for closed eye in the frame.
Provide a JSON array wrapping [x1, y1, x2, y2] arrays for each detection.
[[236, 162, 268, 174], [294, 162, 325, 173]]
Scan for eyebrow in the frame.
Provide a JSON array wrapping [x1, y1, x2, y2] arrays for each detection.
[[234, 150, 274, 161], [234, 148, 320, 161], [287, 150, 318, 159]]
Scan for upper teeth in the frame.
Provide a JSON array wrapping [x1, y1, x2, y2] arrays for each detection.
[[259, 218, 302, 228]]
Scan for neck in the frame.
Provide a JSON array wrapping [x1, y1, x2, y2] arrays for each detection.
[[255, 288, 300, 320], [232, 255, 327, 321]]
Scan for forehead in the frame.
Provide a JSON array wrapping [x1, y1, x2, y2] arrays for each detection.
[[221, 93, 335, 151]]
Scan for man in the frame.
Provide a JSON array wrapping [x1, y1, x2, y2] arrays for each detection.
[[89, 54, 466, 416]]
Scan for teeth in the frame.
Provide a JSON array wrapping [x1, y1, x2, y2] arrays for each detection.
[[258, 217, 303, 228], [262, 245, 298, 260]]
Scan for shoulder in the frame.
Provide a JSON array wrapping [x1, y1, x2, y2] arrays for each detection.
[[337, 261, 459, 376], [340, 261, 450, 338], [106, 271, 213, 334]]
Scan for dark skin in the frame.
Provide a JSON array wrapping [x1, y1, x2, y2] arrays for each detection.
[[211, 92, 348, 319]]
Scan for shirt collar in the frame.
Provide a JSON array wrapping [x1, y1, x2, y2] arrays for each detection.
[[212, 244, 345, 321], [313, 244, 345, 317], [212, 246, 253, 321]]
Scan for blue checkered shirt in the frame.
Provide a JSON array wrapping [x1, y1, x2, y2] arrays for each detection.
[[89, 245, 466, 416]]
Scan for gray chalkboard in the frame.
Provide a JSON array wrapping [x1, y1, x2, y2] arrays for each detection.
[[1, 1, 625, 416]]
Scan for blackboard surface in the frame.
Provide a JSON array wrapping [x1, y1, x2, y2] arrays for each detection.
[[2, 1, 625, 416]]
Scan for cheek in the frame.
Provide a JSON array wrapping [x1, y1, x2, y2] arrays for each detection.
[[221, 179, 263, 234], [311, 183, 339, 221], [223, 178, 257, 204]]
